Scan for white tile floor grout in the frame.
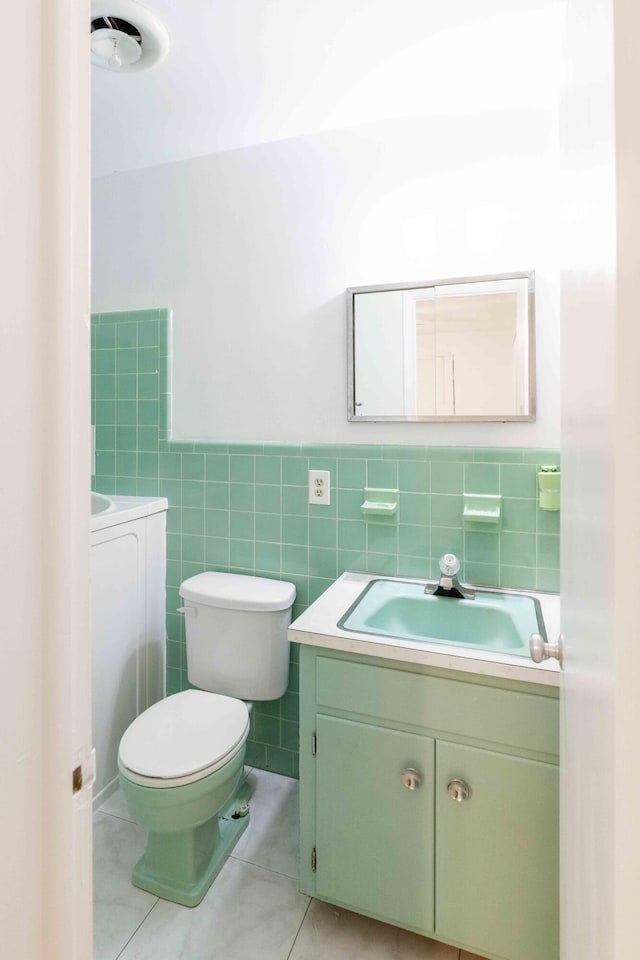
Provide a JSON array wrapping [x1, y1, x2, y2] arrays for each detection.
[[94, 768, 478, 960], [283, 900, 314, 960]]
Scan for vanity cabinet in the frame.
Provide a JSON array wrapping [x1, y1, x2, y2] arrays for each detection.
[[299, 646, 559, 960], [435, 742, 558, 960], [316, 715, 435, 932]]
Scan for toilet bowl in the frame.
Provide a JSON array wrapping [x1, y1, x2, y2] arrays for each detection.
[[119, 689, 251, 906], [117, 572, 295, 907]]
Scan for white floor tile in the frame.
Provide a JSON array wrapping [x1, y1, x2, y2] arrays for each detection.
[[288, 899, 458, 960], [98, 787, 136, 823], [93, 767, 464, 960], [117, 857, 310, 960], [231, 768, 300, 879], [93, 812, 158, 960]]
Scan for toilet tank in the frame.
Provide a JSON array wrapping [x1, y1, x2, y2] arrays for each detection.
[[179, 572, 296, 700]]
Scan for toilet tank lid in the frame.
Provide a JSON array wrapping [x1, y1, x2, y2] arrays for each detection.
[[180, 571, 296, 612]]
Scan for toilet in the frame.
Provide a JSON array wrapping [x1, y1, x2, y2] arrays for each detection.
[[117, 571, 296, 907]]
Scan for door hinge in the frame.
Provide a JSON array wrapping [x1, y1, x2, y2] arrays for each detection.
[[311, 846, 317, 872], [72, 765, 83, 794], [312, 731, 317, 756], [72, 747, 96, 801]]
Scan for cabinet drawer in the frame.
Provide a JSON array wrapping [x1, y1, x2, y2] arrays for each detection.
[[316, 657, 558, 757]]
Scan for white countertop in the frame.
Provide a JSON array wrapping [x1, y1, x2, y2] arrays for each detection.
[[90, 494, 168, 533], [289, 572, 561, 688]]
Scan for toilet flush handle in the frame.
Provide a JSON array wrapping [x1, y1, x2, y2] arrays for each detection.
[[177, 606, 197, 617]]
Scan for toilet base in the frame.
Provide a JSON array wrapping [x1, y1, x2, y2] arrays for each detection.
[[131, 779, 252, 908]]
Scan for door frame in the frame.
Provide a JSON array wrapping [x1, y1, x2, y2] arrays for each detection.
[[561, 1, 640, 956], [0, 1, 92, 957]]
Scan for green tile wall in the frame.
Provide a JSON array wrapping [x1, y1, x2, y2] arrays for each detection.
[[92, 309, 560, 778]]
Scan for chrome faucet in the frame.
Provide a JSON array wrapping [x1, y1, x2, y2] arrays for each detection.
[[425, 554, 475, 600]]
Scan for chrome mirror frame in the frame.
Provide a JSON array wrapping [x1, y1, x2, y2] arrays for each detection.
[[346, 270, 536, 423]]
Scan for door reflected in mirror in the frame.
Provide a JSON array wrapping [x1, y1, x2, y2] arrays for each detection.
[[348, 272, 535, 422]]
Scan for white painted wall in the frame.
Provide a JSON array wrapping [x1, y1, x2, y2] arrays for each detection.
[[93, 110, 561, 445], [92, 0, 565, 177]]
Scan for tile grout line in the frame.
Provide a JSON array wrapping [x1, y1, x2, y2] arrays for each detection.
[[284, 896, 313, 960], [97, 810, 137, 826], [227, 851, 298, 883], [113, 897, 161, 960]]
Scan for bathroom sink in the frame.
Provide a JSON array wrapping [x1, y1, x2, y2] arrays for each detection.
[[91, 491, 115, 516], [338, 578, 545, 657]]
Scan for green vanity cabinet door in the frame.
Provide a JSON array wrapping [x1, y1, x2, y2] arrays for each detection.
[[315, 714, 435, 934], [435, 741, 559, 960]]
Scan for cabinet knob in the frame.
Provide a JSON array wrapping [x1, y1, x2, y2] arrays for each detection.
[[401, 767, 422, 790], [447, 779, 470, 802]]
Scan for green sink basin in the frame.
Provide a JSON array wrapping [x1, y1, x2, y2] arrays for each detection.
[[338, 579, 544, 657]]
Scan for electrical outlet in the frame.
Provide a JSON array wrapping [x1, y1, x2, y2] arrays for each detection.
[[308, 469, 331, 505]]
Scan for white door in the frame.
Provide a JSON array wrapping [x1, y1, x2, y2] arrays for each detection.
[[0, 1, 92, 958], [561, 0, 640, 956]]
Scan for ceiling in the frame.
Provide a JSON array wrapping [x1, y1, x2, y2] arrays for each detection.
[[91, 0, 564, 178]]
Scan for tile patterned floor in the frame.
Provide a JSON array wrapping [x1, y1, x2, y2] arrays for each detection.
[[94, 769, 484, 960]]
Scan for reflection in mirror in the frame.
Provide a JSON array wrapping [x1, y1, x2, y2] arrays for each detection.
[[348, 272, 535, 422]]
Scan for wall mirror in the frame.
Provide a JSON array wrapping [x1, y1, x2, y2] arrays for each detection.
[[347, 271, 535, 422]]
